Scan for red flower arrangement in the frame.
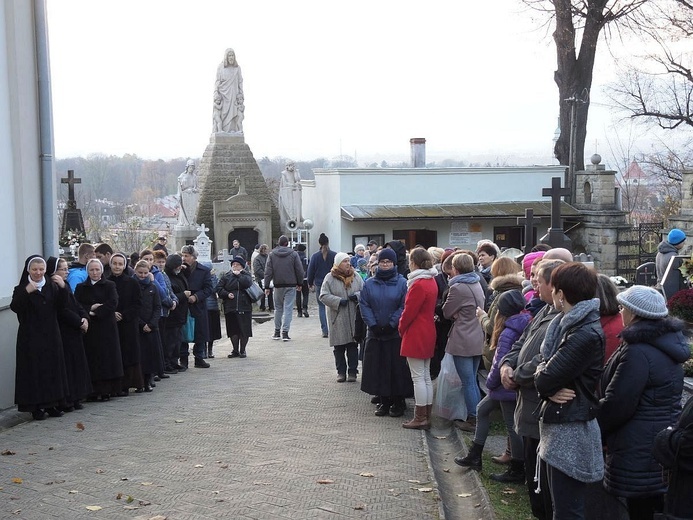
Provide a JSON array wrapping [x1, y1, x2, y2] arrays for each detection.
[[667, 289, 693, 323]]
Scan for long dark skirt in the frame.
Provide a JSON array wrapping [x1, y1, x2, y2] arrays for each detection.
[[208, 310, 222, 341], [360, 335, 413, 398], [60, 330, 93, 402], [140, 329, 164, 375], [225, 311, 253, 339]]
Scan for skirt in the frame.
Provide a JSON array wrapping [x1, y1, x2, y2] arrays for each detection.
[[225, 311, 253, 339], [208, 310, 222, 341]]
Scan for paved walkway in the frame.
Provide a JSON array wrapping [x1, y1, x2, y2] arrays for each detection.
[[0, 304, 443, 520]]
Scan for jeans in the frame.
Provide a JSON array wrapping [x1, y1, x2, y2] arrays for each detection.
[[473, 396, 523, 460], [334, 342, 358, 375], [296, 280, 309, 311], [452, 354, 481, 418], [273, 286, 296, 333], [407, 357, 432, 406], [315, 281, 328, 334], [546, 462, 587, 519]]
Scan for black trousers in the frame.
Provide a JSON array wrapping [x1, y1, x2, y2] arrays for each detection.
[[296, 280, 309, 311]]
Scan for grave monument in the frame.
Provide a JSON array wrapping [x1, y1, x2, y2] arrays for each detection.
[[195, 47, 280, 253], [60, 170, 85, 238]]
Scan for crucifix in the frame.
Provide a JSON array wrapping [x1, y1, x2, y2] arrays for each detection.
[[517, 208, 541, 254], [61, 170, 81, 209], [540, 176, 573, 249]]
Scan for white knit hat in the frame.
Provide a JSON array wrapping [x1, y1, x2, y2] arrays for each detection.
[[334, 252, 349, 267], [616, 286, 668, 319]]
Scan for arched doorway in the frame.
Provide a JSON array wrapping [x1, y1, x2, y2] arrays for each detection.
[[228, 228, 259, 254]]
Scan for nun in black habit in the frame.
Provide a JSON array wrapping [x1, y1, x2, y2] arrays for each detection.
[[74, 258, 124, 400], [46, 256, 92, 411], [10, 255, 70, 420]]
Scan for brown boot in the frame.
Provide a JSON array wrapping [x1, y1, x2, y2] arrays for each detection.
[[492, 436, 512, 465], [426, 404, 433, 427], [402, 405, 429, 430]]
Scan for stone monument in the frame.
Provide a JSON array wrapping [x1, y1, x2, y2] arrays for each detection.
[[278, 161, 302, 231], [171, 160, 201, 253], [60, 170, 86, 237], [195, 48, 280, 251]]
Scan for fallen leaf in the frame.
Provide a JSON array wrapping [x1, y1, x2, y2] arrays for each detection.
[[219, 464, 228, 469], [123, 505, 139, 510], [44, 481, 54, 485], [407, 479, 421, 484], [54, 479, 65, 484], [68, 490, 79, 494], [116, 493, 123, 500], [95, 469, 105, 474], [85, 505, 102, 511], [253, 481, 272, 486], [174, 420, 184, 423], [126, 495, 134, 503], [11, 478, 22, 484], [359, 472, 374, 478], [501, 499, 509, 505], [48, 447, 54, 451], [443, 468, 450, 473], [354, 504, 366, 510], [474, 503, 481, 508], [120, 477, 128, 481], [138, 499, 151, 506], [193, 464, 203, 468], [317, 479, 334, 484], [2, 450, 15, 456], [457, 493, 472, 498], [76, 422, 85, 431], [215, 499, 224, 502], [501, 488, 517, 495], [418, 487, 433, 493], [149, 516, 168, 520], [11, 509, 21, 515], [434, 435, 447, 439], [141, 482, 153, 486]]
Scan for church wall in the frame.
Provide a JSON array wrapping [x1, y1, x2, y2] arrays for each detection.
[[0, 2, 45, 409]]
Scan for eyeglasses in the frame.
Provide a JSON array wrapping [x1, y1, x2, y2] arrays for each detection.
[[618, 305, 624, 312], [378, 259, 393, 265]]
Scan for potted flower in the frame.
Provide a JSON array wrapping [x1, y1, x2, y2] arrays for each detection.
[[667, 290, 693, 377]]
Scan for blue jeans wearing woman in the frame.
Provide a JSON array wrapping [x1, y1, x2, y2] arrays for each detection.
[[453, 354, 481, 418], [315, 281, 328, 336]]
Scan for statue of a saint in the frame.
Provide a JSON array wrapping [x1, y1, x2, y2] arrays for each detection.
[[278, 161, 302, 228], [177, 160, 199, 226], [213, 48, 244, 134]]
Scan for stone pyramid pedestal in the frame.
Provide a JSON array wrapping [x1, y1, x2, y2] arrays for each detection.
[[195, 133, 280, 252]]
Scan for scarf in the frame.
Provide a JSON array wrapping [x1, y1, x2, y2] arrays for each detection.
[[375, 266, 398, 281], [331, 266, 355, 289], [407, 267, 438, 289], [448, 271, 480, 286], [540, 298, 600, 360]]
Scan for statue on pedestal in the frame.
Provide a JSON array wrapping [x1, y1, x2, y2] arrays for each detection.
[[177, 160, 199, 226], [213, 48, 244, 134], [278, 161, 302, 229]]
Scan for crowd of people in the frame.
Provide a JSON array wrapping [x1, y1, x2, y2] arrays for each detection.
[[11, 229, 693, 519]]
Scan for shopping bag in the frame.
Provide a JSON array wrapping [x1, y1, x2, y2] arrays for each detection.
[[182, 313, 195, 343], [432, 353, 467, 420], [245, 282, 263, 302]]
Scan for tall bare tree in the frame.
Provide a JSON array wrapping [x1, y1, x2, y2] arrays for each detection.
[[524, 0, 648, 180]]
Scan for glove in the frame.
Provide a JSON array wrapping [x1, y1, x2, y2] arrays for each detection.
[[381, 324, 396, 336], [339, 299, 348, 307], [348, 294, 358, 302]]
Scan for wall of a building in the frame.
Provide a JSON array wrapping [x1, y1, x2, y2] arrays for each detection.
[[0, 1, 44, 409]]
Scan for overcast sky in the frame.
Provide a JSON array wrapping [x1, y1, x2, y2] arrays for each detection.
[[46, 0, 630, 165]]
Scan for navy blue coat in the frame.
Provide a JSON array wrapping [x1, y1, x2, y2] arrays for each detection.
[[182, 261, 213, 342], [598, 317, 691, 498], [359, 267, 407, 336]]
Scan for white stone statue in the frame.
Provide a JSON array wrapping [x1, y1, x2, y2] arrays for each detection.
[[213, 48, 244, 134], [177, 160, 199, 226], [278, 161, 302, 228]]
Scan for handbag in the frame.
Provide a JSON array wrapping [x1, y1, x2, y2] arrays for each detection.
[[245, 281, 263, 302], [182, 313, 195, 343]]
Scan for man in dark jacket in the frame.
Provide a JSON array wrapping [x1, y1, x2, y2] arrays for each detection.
[[180, 245, 213, 368], [500, 259, 564, 520], [264, 235, 303, 341]]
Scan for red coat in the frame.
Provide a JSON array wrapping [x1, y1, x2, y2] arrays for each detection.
[[600, 313, 624, 365], [399, 277, 438, 359]]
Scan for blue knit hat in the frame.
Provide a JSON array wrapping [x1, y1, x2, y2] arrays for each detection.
[[378, 247, 398, 264], [668, 228, 686, 246]]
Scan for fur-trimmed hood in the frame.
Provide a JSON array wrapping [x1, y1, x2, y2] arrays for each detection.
[[620, 317, 691, 364], [489, 273, 523, 292]]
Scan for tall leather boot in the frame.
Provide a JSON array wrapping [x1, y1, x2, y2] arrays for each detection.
[[490, 459, 525, 484], [179, 356, 189, 371], [426, 404, 433, 425], [454, 441, 483, 471], [492, 436, 512, 465], [402, 405, 430, 430]]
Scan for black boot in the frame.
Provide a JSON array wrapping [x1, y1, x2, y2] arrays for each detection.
[[490, 459, 525, 484], [374, 398, 392, 416], [207, 342, 215, 358], [178, 356, 188, 371], [454, 442, 484, 471], [389, 398, 406, 417]]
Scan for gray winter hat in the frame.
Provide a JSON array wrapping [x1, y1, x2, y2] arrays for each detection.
[[616, 286, 668, 319]]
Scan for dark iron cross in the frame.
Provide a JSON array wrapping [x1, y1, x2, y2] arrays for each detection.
[[542, 177, 570, 231], [517, 208, 542, 254], [61, 170, 81, 209]]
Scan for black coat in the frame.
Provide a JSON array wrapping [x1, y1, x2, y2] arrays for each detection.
[[57, 288, 93, 402], [74, 278, 124, 382], [598, 317, 691, 498], [138, 279, 162, 375], [182, 261, 213, 342], [11, 280, 70, 411], [165, 270, 189, 328], [216, 270, 253, 314], [109, 273, 142, 368]]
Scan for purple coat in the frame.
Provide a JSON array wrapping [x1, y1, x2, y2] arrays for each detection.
[[487, 312, 531, 401]]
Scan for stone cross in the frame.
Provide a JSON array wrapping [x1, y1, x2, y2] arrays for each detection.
[[61, 170, 81, 209], [517, 208, 541, 254], [542, 177, 570, 231], [214, 248, 233, 274], [197, 223, 210, 235]]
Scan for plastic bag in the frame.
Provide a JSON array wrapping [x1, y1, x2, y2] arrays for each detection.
[[432, 353, 467, 421], [182, 313, 195, 343]]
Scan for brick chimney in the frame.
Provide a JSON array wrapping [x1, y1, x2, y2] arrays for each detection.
[[410, 138, 426, 168]]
